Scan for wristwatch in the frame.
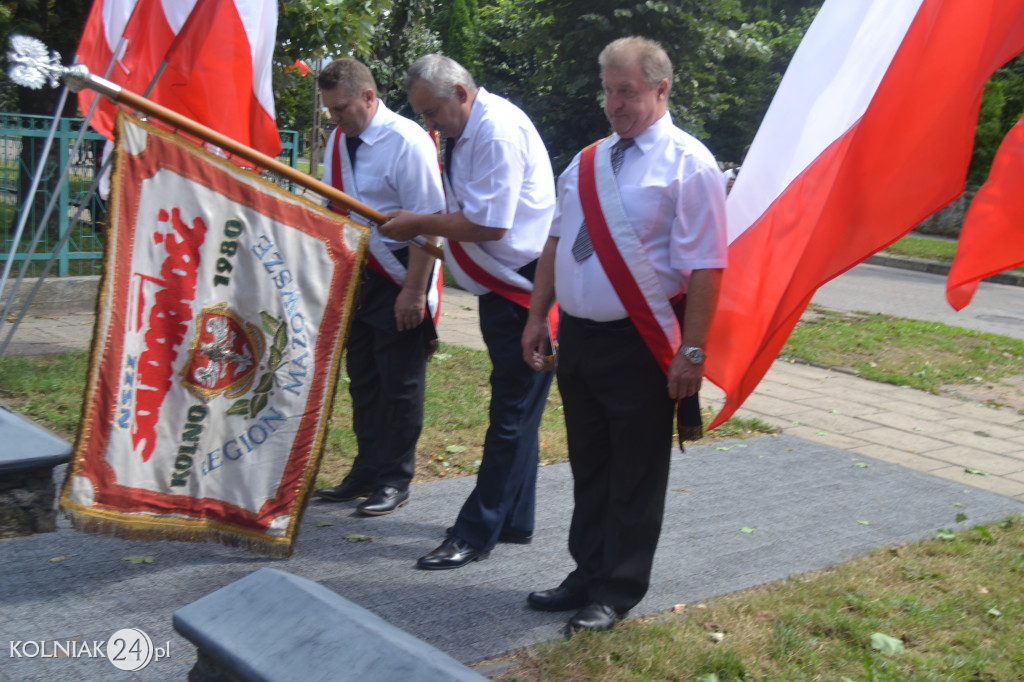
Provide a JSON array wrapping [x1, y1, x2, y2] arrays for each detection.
[[680, 346, 706, 365]]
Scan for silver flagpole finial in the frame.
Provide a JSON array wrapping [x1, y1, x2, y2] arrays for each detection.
[[6, 34, 64, 89], [5, 34, 103, 96]]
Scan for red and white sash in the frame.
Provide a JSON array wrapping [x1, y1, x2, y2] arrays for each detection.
[[441, 168, 558, 337], [330, 128, 442, 325], [578, 139, 682, 374]]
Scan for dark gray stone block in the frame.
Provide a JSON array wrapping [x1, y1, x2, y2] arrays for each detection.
[[173, 568, 488, 682], [0, 405, 71, 474], [0, 405, 70, 537]]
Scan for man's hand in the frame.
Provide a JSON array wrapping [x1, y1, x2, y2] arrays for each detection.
[[521, 316, 550, 372], [380, 210, 423, 242], [394, 287, 426, 331], [667, 351, 703, 399]]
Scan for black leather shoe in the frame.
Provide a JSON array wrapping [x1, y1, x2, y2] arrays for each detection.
[[568, 602, 623, 632], [527, 586, 589, 612], [445, 526, 533, 545], [356, 486, 409, 516], [315, 480, 374, 502], [416, 537, 489, 570]]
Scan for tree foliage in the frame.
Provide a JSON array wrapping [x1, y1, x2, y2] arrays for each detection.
[[436, 0, 480, 72], [273, 0, 395, 142], [969, 53, 1024, 184], [365, 0, 441, 115], [476, 0, 554, 110], [480, 0, 820, 172], [698, 6, 816, 165], [276, 0, 393, 63]]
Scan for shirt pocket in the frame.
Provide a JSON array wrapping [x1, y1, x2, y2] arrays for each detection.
[[617, 184, 675, 243]]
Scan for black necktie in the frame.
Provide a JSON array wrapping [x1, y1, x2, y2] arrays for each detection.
[[572, 138, 634, 262], [346, 136, 363, 167], [444, 137, 457, 184]]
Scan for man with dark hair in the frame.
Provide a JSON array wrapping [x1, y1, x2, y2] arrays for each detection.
[[381, 54, 557, 570], [522, 37, 728, 632], [314, 58, 445, 516]]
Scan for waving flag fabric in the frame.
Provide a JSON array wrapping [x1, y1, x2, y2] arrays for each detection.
[[60, 114, 365, 555], [75, 0, 135, 137], [705, 0, 1024, 429], [75, 0, 281, 156], [946, 115, 1024, 310]]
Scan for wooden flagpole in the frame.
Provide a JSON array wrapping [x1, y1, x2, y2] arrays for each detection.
[[65, 65, 444, 260]]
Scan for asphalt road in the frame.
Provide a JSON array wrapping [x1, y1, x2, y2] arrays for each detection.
[[812, 262, 1024, 340]]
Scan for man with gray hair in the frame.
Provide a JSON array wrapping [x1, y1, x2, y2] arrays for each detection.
[[382, 54, 557, 570], [521, 36, 728, 632], [313, 58, 445, 516]]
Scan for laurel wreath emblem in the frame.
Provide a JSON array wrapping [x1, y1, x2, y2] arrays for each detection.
[[225, 311, 288, 419]]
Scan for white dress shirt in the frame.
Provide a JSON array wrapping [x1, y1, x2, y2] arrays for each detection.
[[323, 101, 445, 247], [447, 88, 555, 270], [551, 113, 728, 321]]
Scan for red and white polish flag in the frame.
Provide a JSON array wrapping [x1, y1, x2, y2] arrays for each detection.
[[75, 0, 281, 157], [705, 0, 1024, 428]]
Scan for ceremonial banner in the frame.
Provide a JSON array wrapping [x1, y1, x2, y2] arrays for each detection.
[[60, 114, 366, 555], [705, 0, 1024, 428]]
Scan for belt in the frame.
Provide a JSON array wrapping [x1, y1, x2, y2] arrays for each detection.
[[562, 313, 632, 330]]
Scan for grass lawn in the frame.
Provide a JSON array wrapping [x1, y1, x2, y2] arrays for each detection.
[[491, 517, 1024, 681], [881, 235, 960, 262], [786, 306, 1024, 394]]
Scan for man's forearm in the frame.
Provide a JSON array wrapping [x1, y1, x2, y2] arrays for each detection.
[[382, 209, 505, 243], [405, 237, 439, 292], [527, 236, 559, 321], [679, 268, 723, 351]]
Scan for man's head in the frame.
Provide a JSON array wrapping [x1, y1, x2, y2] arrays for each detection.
[[403, 54, 477, 139], [318, 58, 378, 138], [599, 37, 671, 139]]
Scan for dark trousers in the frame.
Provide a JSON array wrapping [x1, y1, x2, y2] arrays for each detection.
[[343, 265, 428, 491], [556, 313, 675, 611], [450, 287, 554, 551]]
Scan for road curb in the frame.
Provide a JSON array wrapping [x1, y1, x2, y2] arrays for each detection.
[[865, 254, 1024, 287], [2, 276, 100, 316]]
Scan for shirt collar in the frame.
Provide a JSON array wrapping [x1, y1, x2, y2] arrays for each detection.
[[356, 99, 392, 147], [457, 87, 490, 145], [610, 111, 671, 155]]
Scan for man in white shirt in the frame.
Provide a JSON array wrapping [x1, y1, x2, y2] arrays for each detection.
[[521, 37, 728, 632], [382, 54, 556, 570], [313, 59, 445, 516]]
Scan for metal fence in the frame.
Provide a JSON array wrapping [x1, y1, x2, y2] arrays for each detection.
[[0, 113, 300, 277]]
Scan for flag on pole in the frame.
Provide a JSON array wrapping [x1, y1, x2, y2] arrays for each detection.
[[705, 0, 1024, 429], [75, 0, 135, 138], [60, 114, 366, 556], [75, 0, 281, 157], [946, 115, 1024, 310]]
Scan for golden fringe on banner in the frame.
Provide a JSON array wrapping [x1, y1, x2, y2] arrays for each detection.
[[63, 507, 295, 558], [59, 114, 368, 557]]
